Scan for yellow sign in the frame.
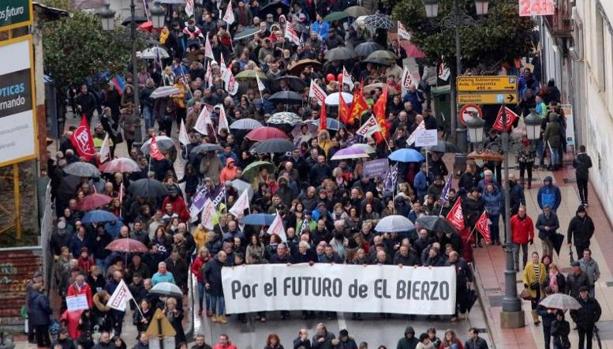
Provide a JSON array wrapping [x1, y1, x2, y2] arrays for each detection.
[[457, 76, 518, 92], [145, 309, 177, 337], [458, 92, 518, 105]]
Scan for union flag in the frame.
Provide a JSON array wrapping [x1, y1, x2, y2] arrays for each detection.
[[475, 211, 492, 244], [446, 197, 465, 232], [349, 81, 369, 125]]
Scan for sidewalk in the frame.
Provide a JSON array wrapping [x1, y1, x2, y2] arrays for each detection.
[[474, 163, 613, 348]]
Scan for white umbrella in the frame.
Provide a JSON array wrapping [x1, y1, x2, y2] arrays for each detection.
[[137, 46, 170, 59], [150, 86, 180, 99], [325, 92, 353, 106], [539, 293, 582, 310], [150, 282, 183, 297], [230, 118, 263, 130], [375, 215, 415, 232], [230, 179, 254, 200], [140, 135, 174, 153]]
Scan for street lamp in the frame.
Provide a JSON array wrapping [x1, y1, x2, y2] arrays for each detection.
[[97, 3, 116, 31], [150, 2, 166, 29], [465, 114, 485, 144], [422, 0, 488, 153], [422, 0, 439, 18], [524, 109, 542, 141]]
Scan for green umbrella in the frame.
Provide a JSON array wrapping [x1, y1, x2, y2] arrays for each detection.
[[242, 161, 275, 181], [324, 11, 349, 22], [236, 70, 268, 80]]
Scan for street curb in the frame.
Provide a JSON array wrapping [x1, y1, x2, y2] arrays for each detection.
[[472, 261, 497, 349]]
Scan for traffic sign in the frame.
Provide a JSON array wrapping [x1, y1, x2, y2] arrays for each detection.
[[146, 309, 177, 337], [457, 92, 518, 105], [458, 104, 483, 126], [457, 75, 518, 92]]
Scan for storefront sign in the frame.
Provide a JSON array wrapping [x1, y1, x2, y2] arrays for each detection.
[[0, 0, 33, 31], [0, 35, 36, 167]]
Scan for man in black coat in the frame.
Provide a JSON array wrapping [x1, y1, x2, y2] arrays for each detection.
[[566, 262, 590, 299], [464, 328, 489, 349], [567, 205, 595, 258], [570, 286, 601, 349], [573, 145, 593, 206], [448, 251, 473, 320]]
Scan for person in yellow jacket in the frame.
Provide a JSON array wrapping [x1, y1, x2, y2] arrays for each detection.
[[522, 251, 547, 325]]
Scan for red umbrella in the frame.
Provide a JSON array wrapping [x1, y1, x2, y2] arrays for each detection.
[[400, 40, 426, 58], [137, 21, 153, 32], [100, 158, 141, 173], [105, 238, 149, 253], [245, 127, 289, 141], [78, 193, 112, 211]]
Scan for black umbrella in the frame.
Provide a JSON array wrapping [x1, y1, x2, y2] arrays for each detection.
[[121, 15, 148, 26], [259, 0, 289, 17], [415, 216, 458, 235], [128, 178, 168, 198], [268, 91, 303, 105], [551, 232, 564, 255], [324, 46, 356, 61], [427, 141, 461, 154], [190, 143, 223, 155], [251, 139, 294, 153], [63, 162, 101, 177], [272, 75, 308, 92], [354, 41, 384, 57]]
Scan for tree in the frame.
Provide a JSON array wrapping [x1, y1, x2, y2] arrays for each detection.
[[41, 10, 140, 90], [393, 0, 536, 73]]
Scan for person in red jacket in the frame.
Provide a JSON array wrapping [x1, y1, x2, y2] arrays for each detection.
[[511, 206, 535, 271], [162, 187, 190, 222], [213, 334, 237, 349]]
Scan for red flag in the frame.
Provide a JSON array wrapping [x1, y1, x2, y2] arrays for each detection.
[[372, 87, 389, 144], [493, 106, 519, 132], [319, 105, 327, 131], [338, 88, 351, 125], [69, 116, 96, 161], [475, 211, 492, 244], [372, 86, 388, 120], [349, 81, 368, 125], [446, 197, 465, 232], [149, 136, 165, 160]]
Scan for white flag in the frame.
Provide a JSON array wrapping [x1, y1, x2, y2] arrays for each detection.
[[401, 66, 418, 94], [406, 120, 426, 146], [229, 189, 250, 218], [256, 73, 266, 92], [195, 107, 214, 136], [217, 104, 229, 134], [438, 62, 450, 82], [185, 0, 194, 17], [308, 80, 327, 105], [226, 72, 239, 95], [179, 119, 190, 146], [99, 133, 110, 162], [342, 66, 354, 90], [220, 53, 231, 84], [267, 211, 287, 242], [356, 116, 381, 137], [223, 1, 235, 25], [201, 199, 216, 230], [107, 279, 134, 312], [397, 21, 411, 41], [284, 22, 300, 46], [205, 61, 213, 87], [204, 34, 214, 60]]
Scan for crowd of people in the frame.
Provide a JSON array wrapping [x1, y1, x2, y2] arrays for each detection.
[[23, 0, 606, 347]]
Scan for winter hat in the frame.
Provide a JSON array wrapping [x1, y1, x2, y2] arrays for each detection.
[[577, 205, 586, 213], [543, 176, 553, 183], [339, 329, 349, 338]]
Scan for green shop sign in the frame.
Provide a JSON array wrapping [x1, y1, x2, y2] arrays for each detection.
[[0, 0, 33, 31]]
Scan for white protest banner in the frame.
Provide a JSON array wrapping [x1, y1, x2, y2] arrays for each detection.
[[66, 295, 89, 312], [201, 198, 216, 230], [414, 129, 438, 147], [363, 158, 389, 178], [107, 279, 134, 311], [222, 264, 456, 315]]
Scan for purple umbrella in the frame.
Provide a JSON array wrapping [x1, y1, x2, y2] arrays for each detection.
[[331, 146, 370, 160]]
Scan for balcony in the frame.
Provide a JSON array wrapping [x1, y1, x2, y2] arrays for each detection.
[[544, 0, 573, 38]]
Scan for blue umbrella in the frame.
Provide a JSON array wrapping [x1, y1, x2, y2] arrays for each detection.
[[82, 210, 119, 224], [308, 118, 344, 131], [241, 213, 275, 226], [388, 148, 425, 163]]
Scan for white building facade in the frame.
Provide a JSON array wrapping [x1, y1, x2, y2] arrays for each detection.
[[571, 0, 613, 216]]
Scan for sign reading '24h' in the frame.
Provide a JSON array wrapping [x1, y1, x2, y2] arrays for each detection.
[[0, 0, 33, 31]]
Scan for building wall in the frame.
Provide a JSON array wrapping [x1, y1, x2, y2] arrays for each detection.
[[574, 0, 613, 217]]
